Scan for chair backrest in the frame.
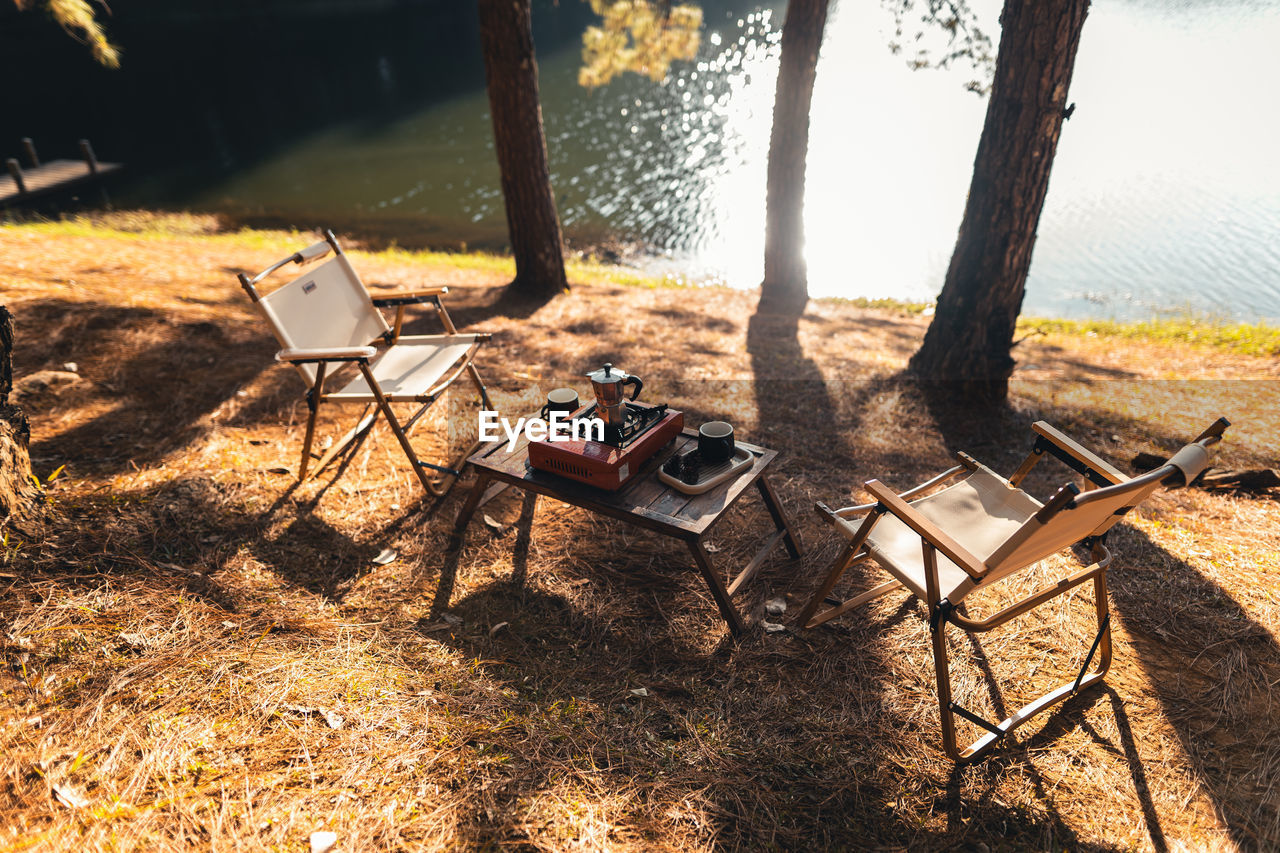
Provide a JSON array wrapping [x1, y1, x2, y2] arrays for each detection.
[[252, 251, 390, 385], [984, 439, 1216, 582]]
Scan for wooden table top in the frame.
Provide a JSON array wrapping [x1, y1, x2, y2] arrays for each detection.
[[467, 427, 778, 540]]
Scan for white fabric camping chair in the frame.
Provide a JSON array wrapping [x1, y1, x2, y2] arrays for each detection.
[[798, 417, 1229, 763], [238, 231, 494, 497]]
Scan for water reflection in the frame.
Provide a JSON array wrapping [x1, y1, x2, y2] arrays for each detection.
[[193, 0, 1280, 322]]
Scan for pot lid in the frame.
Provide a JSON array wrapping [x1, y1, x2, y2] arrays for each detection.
[[585, 363, 629, 384]]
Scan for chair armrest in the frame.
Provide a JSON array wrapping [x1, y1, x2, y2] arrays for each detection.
[[818, 464, 967, 525], [371, 287, 449, 307], [864, 480, 987, 581], [292, 240, 331, 263], [276, 346, 376, 363], [1031, 421, 1128, 486]]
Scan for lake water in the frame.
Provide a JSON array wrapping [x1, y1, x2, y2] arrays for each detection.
[[135, 0, 1280, 322]]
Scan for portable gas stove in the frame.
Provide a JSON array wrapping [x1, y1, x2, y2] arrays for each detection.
[[527, 400, 684, 490]]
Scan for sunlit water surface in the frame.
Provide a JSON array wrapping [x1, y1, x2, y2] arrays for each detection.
[[197, 0, 1280, 322]]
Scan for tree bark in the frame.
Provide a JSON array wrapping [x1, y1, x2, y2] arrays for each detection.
[[760, 0, 830, 314], [477, 0, 569, 300], [1, 306, 39, 525], [908, 0, 1090, 403]]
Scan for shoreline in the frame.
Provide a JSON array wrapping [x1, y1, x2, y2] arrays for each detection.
[[5, 209, 1280, 358]]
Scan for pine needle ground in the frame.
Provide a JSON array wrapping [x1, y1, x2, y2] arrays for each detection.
[[2, 214, 1278, 850]]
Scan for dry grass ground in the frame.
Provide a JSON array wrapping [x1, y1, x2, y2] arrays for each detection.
[[1, 214, 1278, 851]]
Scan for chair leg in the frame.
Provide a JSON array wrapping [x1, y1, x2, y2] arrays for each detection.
[[359, 363, 436, 496], [309, 404, 377, 478], [798, 539, 863, 628], [297, 364, 327, 481], [467, 363, 493, 411], [298, 400, 321, 481], [798, 507, 884, 629], [932, 613, 964, 761], [421, 366, 493, 496], [424, 437, 483, 497], [934, 572, 1114, 764]]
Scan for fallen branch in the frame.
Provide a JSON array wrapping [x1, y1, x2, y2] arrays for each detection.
[[1132, 452, 1279, 493]]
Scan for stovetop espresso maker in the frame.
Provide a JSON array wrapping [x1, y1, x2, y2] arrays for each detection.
[[585, 363, 643, 430]]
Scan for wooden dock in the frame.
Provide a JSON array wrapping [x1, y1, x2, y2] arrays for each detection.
[[1, 139, 121, 205]]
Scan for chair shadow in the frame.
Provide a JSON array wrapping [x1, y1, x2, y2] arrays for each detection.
[[1108, 524, 1280, 848], [918, 388, 1279, 848], [957, 628, 1169, 851]]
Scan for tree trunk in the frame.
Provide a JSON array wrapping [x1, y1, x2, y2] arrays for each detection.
[[908, 0, 1090, 403], [477, 0, 569, 300], [760, 0, 830, 314], [1, 306, 39, 525]]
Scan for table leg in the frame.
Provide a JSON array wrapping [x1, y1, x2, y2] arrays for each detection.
[[757, 475, 802, 558], [688, 539, 747, 636], [449, 471, 492, 549]]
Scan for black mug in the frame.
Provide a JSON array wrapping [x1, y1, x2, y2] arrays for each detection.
[[540, 387, 579, 420], [698, 421, 735, 465]]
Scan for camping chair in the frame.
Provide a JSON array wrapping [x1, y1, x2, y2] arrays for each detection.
[[798, 417, 1229, 763], [238, 230, 494, 498]]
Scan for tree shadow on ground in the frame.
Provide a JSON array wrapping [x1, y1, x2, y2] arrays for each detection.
[[16, 299, 272, 477]]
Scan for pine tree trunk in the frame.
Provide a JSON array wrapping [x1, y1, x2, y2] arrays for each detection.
[[477, 0, 569, 300], [1, 306, 39, 525], [909, 0, 1090, 403], [760, 0, 829, 313]]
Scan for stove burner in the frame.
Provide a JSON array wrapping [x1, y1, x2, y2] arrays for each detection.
[[528, 400, 685, 491], [579, 402, 669, 448]]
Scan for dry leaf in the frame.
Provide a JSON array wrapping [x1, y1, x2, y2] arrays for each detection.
[[53, 784, 89, 809], [482, 514, 504, 532], [310, 830, 338, 853], [371, 548, 398, 566], [118, 632, 150, 649], [267, 467, 290, 475], [489, 621, 509, 637], [441, 612, 463, 626], [629, 687, 649, 697], [765, 597, 787, 616], [321, 710, 344, 730], [762, 620, 787, 633]]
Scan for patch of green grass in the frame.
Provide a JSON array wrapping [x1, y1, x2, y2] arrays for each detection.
[[358, 243, 517, 275], [567, 258, 698, 290], [819, 295, 934, 314], [1018, 315, 1280, 357], [2, 213, 691, 289], [2, 211, 300, 251], [9, 214, 1277, 356]]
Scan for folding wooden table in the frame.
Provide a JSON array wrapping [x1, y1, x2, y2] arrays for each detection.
[[450, 427, 803, 635]]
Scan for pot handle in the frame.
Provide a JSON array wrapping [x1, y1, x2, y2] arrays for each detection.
[[623, 374, 643, 401]]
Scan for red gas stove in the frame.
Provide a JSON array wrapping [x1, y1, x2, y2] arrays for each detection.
[[528, 401, 684, 491]]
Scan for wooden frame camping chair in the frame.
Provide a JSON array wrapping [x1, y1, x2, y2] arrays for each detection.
[[238, 230, 494, 498], [798, 417, 1229, 763]]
